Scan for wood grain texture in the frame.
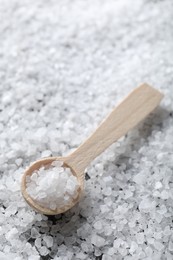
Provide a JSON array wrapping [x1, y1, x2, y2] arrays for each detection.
[[65, 83, 163, 175]]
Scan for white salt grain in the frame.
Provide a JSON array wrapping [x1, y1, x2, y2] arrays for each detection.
[[5, 228, 18, 240], [35, 238, 41, 248], [147, 237, 155, 245], [118, 247, 127, 257], [136, 233, 145, 244], [5, 204, 17, 217], [163, 226, 171, 236], [107, 247, 115, 256], [93, 221, 102, 230], [100, 205, 109, 213], [168, 241, 173, 251], [39, 246, 48, 256], [145, 246, 153, 256], [0, 252, 14, 260], [41, 150, 52, 158], [138, 251, 146, 258], [128, 221, 136, 228], [26, 161, 79, 210], [113, 239, 122, 249], [91, 234, 105, 247], [103, 176, 113, 183], [28, 257, 40, 260], [139, 198, 156, 212], [154, 241, 164, 251], [124, 190, 133, 199], [129, 241, 138, 254], [154, 232, 162, 240], [155, 213, 163, 224], [160, 190, 169, 200], [166, 252, 173, 260], [102, 255, 113, 260], [76, 252, 87, 259], [31, 227, 40, 238], [158, 205, 167, 215], [15, 158, 23, 166], [133, 173, 146, 185], [155, 181, 162, 189], [43, 235, 53, 248], [81, 243, 89, 253], [103, 187, 112, 196]]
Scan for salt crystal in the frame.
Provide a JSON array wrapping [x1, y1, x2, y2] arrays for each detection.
[[154, 232, 162, 240], [118, 247, 127, 256], [145, 246, 153, 256], [39, 246, 49, 256], [35, 238, 41, 248], [160, 190, 169, 200], [103, 176, 113, 183], [113, 238, 122, 248], [102, 255, 113, 260], [111, 223, 116, 229], [155, 213, 163, 223], [102, 187, 112, 196], [28, 257, 40, 260], [129, 241, 138, 254], [136, 233, 145, 244], [56, 233, 64, 245], [107, 247, 115, 256], [168, 241, 173, 251], [124, 190, 133, 199], [147, 237, 155, 244], [0, 252, 13, 260], [31, 227, 40, 238], [128, 221, 136, 228], [166, 252, 173, 260], [153, 191, 161, 197], [15, 158, 23, 166], [154, 241, 164, 251], [91, 234, 105, 247], [138, 251, 146, 258], [81, 243, 89, 253], [26, 162, 79, 210], [100, 205, 109, 213], [31, 172, 38, 182], [5, 228, 18, 240], [76, 252, 87, 259], [155, 181, 162, 189], [35, 214, 43, 221], [5, 204, 17, 217], [163, 226, 171, 236], [139, 198, 156, 211], [93, 221, 102, 230], [158, 205, 167, 215], [41, 150, 52, 158], [64, 236, 76, 245], [43, 235, 53, 247], [133, 173, 146, 184]]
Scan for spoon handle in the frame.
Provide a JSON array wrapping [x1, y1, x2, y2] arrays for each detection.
[[66, 83, 163, 174]]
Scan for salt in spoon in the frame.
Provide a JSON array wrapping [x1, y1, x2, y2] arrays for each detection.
[[21, 83, 163, 215]]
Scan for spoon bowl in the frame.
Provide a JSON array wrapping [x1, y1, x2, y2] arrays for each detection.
[[21, 157, 84, 215], [21, 84, 163, 215]]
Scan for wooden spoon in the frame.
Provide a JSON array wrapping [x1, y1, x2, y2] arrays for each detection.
[[21, 83, 163, 215]]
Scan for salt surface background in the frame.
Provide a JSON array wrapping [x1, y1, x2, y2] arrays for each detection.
[[0, 0, 173, 259]]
